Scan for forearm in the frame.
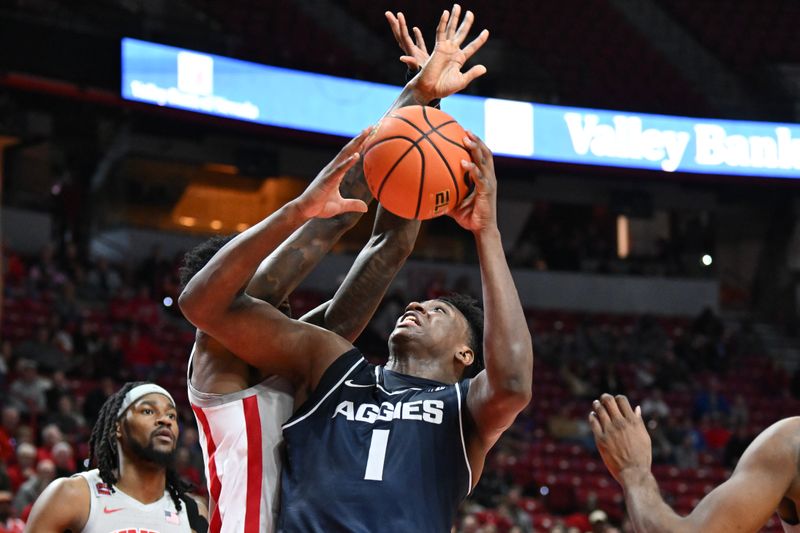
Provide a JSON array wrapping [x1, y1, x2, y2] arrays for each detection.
[[475, 227, 533, 396], [318, 207, 420, 340], [179, 201, 309, 326], [246, 212, 362, 304], [244, 82, 426, 304], [621, 469, 690, 533]]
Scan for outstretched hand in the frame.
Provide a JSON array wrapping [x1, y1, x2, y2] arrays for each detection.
[[385, 11, 430, 71], [448, 131, 497, 234], [589, 394, 653, 486], [392, 4, 489, 102], [295, 129, 371, 219]]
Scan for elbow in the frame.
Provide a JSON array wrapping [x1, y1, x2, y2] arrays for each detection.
[[178, 289, 210, 329], [497, 375, 533, 408]]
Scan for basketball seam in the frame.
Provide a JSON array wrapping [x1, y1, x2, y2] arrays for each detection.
[[370, 138, 424, 213], [420, 107, 463, 206], [390, 113, 463, 207]]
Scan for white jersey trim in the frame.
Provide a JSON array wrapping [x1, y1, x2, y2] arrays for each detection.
[[187, 348, 293, 408], [455, 383, 473, 496], [282, 357, 365, 430]]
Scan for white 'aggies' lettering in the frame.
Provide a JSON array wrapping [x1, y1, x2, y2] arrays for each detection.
[[332, 400, 444, 425]]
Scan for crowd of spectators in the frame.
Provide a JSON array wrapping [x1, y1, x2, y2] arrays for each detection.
[[0, 239, 795, 532], [509, 204, 715, 279]]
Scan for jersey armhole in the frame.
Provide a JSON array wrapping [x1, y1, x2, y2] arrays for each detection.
[[456, 378, 475, 496], [283, 348, 365, 429]]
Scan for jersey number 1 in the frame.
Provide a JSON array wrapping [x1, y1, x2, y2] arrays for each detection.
[[364, 429, 390, 481]]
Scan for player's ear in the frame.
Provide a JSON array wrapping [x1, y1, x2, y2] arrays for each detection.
[[115, 420, 122, 440], [455, 345, 474, 368]]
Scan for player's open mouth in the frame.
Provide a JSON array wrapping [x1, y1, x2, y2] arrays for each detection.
[[398, 313, 421, 327]]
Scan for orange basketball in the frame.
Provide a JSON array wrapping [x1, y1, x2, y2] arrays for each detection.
[[362, 105, 473, 220]]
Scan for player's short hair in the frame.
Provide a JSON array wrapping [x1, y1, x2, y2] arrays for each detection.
[[439, 293, 484, 378], [179, 235, 235, 289]]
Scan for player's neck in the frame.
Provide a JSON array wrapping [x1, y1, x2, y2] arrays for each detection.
[[385, 353, 458, 384], [115, 457, 168, 504]]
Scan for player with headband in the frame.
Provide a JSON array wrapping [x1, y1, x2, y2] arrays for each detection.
[[24, 382, 208, 533]]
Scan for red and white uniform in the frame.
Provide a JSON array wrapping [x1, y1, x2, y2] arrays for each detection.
[[73, 469, 189, 533], [188, 356, 293, 533]]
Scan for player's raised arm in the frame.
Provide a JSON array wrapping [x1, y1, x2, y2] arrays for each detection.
[[178, 132, 368, 386], [455, 132, 533, 449], [300, 5, 489, 339], [590, 394, 797, 533], [241, 5, 487, 316]]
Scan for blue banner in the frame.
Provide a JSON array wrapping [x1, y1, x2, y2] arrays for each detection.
[[122, 38, 800, 179]]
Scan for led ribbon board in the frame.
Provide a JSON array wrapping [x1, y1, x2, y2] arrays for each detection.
[[122, 38, 800, 178]]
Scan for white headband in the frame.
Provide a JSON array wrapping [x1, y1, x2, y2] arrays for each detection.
[[117, 384, 176, 419]]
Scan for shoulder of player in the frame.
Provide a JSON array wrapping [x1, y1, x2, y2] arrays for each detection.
[[739, 417, 800, 469], [30, 476, 90, 527], [43, 475, 90, 503]]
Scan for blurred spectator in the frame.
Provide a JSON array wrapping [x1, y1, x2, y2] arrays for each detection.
[[501, 486, 533, 531], [728, 394, 749, 427], [91, 333, 125, 380], [175, 447, 202, 490], [547, 404, 593, 449], [82, 377, 116, 426], [36, 425, 65, 464], [85, 256, 123, 300], [641, 388, 670, 420], [0, 342, 10, 390], [8, 360, 49, 416], [122, 327, 165, 380], [589, 510, 610, 533], [692, 377, 729, 421], [723, 425, 752, 468], [44, 396, 85, 441], [6, 444, 36, 492], [594, 361, 626, 396], [12, 328, 64, 374], [51, 442, 75, 478], [45, 371, 72, 412], [673, 434, 699, 469], [0, 490, 24, 533], [560, 364, 595, 399], [0, 408, 19, 464], [701, 414, 732, 453], [27, 243, 67, 292], [12, 459, 55, 517]]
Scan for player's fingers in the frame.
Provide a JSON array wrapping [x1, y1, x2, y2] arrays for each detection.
[[412, 27, 428, 54], [459, 64, 487, 89], [592, 399, 612, 430], [328, 153, 361, 182], [445, 4, 461, 39], [397, 12, 415, 50], [588, 411, 604, 438], [339, 198, 369, 213], [385, 12, 402, 43], [436, 10, 449, 42], [465, 131, 494, 170], [462, 29, 489, 60], [463, 135, 485, 168], [600, 393, 624, 422], [616, 395, 636, 420], [338, 128, 370, 160], [453, 9, 474, 46], [399, 56, 418, 68]]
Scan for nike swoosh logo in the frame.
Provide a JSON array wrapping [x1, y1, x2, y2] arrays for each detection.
[[103, 506, 124, 514], [344, 380, 373, 388]]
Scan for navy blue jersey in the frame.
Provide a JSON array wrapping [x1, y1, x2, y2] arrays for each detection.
[[279, 349, 473, 533]]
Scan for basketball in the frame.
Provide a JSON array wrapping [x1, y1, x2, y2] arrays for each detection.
[[362, 105, 473, 220]]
